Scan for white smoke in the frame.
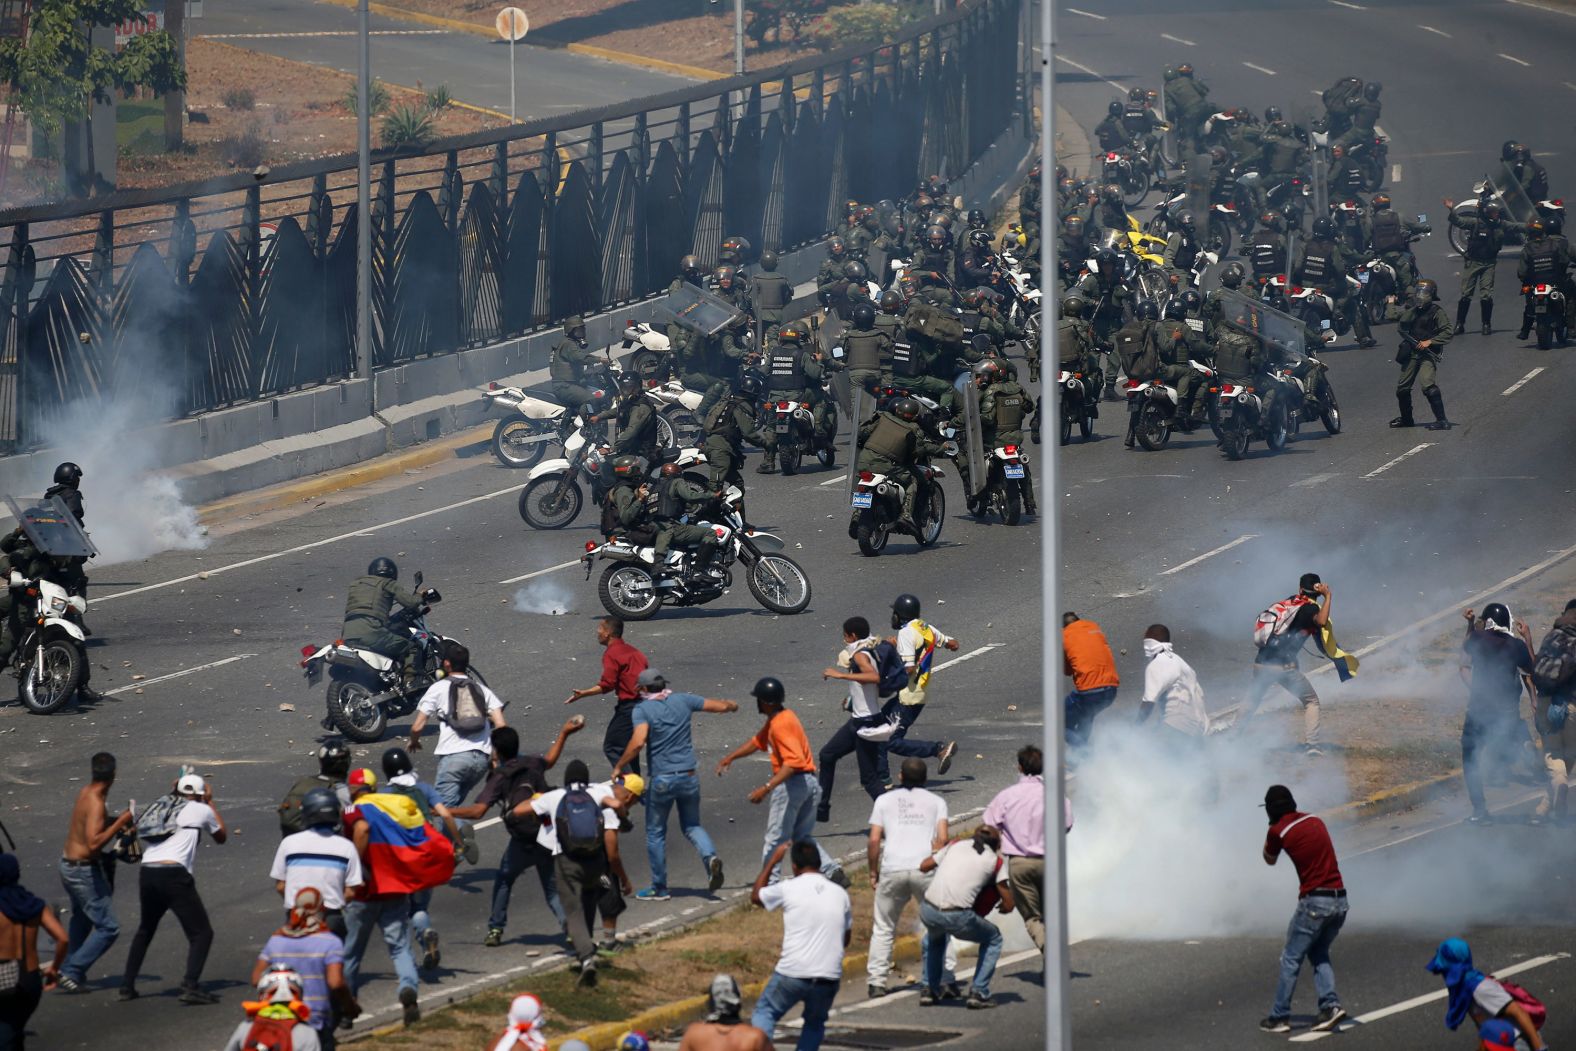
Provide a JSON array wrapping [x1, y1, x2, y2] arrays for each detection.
[[512, 579, 574, 616]]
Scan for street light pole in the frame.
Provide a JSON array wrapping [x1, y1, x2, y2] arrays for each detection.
[[356, 0, 373, 404], [733, 0, 745, 77]]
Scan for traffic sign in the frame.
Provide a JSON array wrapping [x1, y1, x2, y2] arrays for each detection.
[[496, 7, 529, 42]]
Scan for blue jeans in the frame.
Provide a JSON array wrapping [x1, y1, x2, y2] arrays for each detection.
[[489, 837, 565, 934], [762, 773, 838, 879], [645, 772, 718, 893], [58, 859, 119, 983], [1271, 896, 1348, 1018], [1065, 685, 1118, 750], [920, 900, 1003, 998], [881, 702, 943, 779], [434, 749, 491, 808], [343, 896, 419, 995], [750, 971, 841, 1051]]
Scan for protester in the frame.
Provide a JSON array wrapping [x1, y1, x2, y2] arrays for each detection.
[[1062, 612, 1120, 750], [0, 853, 69, 1050], [1246, 574, 1333, 754], [918, 827, 1014, 1010], [982, 745, 1045, 954], [449, 721, 582, 949], [679, 974, 775, 1050], [884, 595, 960, 776], [251, 888, 360, 1051], [56, 751, 132, 992], [612, 668, 736, 900], [1426, 938, 1546, 1050], [277, 739, 354, 835], [270, 788, 362, 937], [1135, 625, 1211, 741], [487, 992, 547, 1051], [1459, 604, 1539, 823], [1532, 598, 1576, 822], [750, 840, 853, 1051], [866, 758, 948, 998], [221, 967, 320, 1051], [408, 642, 506, 827], [1259, 785, 1347, 1034], [378, 746, 462, 972], [565, 616, 650, 774], [120, 772, 227, 1004], [817, 617, 899, 821]]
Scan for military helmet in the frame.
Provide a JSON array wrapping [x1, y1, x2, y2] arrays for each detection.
[[1177, 62, 1194, 77], [778, 322, 808, 345], [610, 455, 643, 478], [719, 235, 751, 263], [925, 224, 949, 249], [1063, 214, 1085, 236], [1270, 120, 1292, 138], [367, 557, 397, 580], [679, 254, 702, 277], [828, 236, 847, 257], [1102, 183, 1122, 203], [973, 358, 1003, 386], [1128, 86, 1146, 102], [1107, 99, 1123, 119], [1363, 81, 1382, 101], [891, 397, 921, 422], [53, 461, 82, 487], [564, 314, 586, 335], [1220, 260, 1246, 288], [1060, 294, 1086, 318], [1176, 210, 1197, 231], [659, 462, 682, 478], [1209, 146, 1228, 166], [842, 259, 869, 282], [1311, 217, 1335, 239], [1371, 193, 1392, 211], [714, 264, 737, 288], [1414, 278, 1437, 303], [750, 676, 785, 706], [737, 369, 765, 397], [878, 289, 905, 314], [1095, 247, 1118, 269], [616, 370, 643, 392], [759, 249, 779, 272], [1163, 298, 1186, 321], [1481, 201, 1503, 223], [1260, 211, 1284, 232], [969, 229, 992, 249], [850, 302, 877, 330], [1162, 66, 1179, 81], [1264, 105, 1282, 123], [1137, 299, 1160, 321], [1180, 288, 1202, 312], [1527, 218, 1547, 238], [967, 208, 986, 227]]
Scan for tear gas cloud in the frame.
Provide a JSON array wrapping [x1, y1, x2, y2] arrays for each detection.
[[513, 579, 574, 616]]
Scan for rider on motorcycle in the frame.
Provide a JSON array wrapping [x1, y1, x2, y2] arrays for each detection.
[[1367, 193, 1430, 302], [1148, 299, 1210, 432], [1295, 216, 1376, 348], [958, 229, 997, 289], [549, 315, 597, 414], [1246, 212, 1289, 283], [597, 371, 661, 465], [342, 558, 431, 689], [1161, 210, 1205, 280], [704, 368, 772, 483], [843, 302, 892, 398], [1204, 260, 1246, 337], [854, 396, 948, 531], [1516, 218, 1573, 342], [1095, 100, 1134, 153], [1502, 142, 1550, 202], [1121, 87, 1169, 173], [759, 322, 837, 473], [1058, 295, 1102, 407], [1333, 81, 1381, 154], [1211, 309, 1284, 429], [653, 462, 724, 579], [1240, 120, 1305, 219], [1162, 64, 1211, 152], [749, 251, 793, 330], [975, 360, 1037, 515]]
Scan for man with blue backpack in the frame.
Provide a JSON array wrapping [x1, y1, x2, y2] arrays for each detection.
[[816, 617, 911, 822]]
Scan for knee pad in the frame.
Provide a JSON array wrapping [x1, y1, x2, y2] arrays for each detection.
[[1422, 385, 1440, 399]]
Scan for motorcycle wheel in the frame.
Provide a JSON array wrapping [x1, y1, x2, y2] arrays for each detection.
[[1537, 319, 1553, 350], [664, 409, 703, 447], [856, 512, 889, 557], [1135, 402, 1172, 451], [519, 475, 584, 529], [816, 440, 836, 468], [328, 677, 386, 743], [1208, 221, 1233, 258], [1004, 482, 1022, 527], [748, 554, 812, 615], [598, 563, 661, 620], [1223, 427, 1249, 461], [18, 640, 82, 714], [656, 414, 676, 451], [1321, 384, 1342, 434], [781, 443, 803, 476], [917, 485, 946, 547], [631, 348, 665, 382], [1059, 414, 1073, 446], [1122, 169, 1151, 207], [1265, 404, 1290, 451], [491, 418, 552, 470]]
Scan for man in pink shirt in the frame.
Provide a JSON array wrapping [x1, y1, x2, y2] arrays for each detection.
[[982, 745, 1046, 953]]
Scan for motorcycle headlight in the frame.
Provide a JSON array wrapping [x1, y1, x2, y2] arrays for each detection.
[[48, 596, 66, 613]]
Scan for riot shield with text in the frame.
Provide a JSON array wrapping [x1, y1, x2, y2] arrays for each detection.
[[4, 496, 97, 558], [653, 282, 744, 337], [1214, 289, 1308, 363], [956, 375, 986, 498]]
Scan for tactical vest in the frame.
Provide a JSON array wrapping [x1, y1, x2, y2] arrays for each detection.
[[1527, 239, 1561, 279], [1299, 242, 1334, 284], [1267, 138, 1302, 174], [1115, 321, 1156, 379], [1213, 332, 1257, 379], [1465, 222, 1499, 261], [703, 397, 739, 440], [843, 330, 886, 372], [990, 383, 1027, 432], [1249, 236, 1285, 275], [768, 345, 806, 390], [1152, 320, 1192, 366], [861, 413, 913, 463], [550, 339, 583, 383], [1121, 103, 1149, 136], [1171, 237, 1199, 272], [1058, 319, 1088, 366], [657, 475, 685, 520], [1370, 210, 1405, 253], [750, 274, 792, 313], [959, 311, 983, 341]]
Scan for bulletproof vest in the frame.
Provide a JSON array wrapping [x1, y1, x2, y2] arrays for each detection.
[[843, 329, 885, 372], [960, 311, 982, 339], [703, 397, 738, 438], [1527, 239, 1561, 279], [1115, 320, 1156, 379], [990, 382, 1027, 432], [1171, 236, 1199, 271], [1370, 210, 1405, 253], [1121, 104, 1149, 135], [549, 338, 583, 383], [1267, 137, 1302, 174], [768, 345, 806, 390], [861, 413, 914, 464], [344, 575, 397, 624], [657, 475, 685, 520], [750, 273, 792, 312], [1299, 241, 1334, 284], [1058, 319, 1089, 365], [1465, 221, 1499, 260], [1249, 235, 1285, 275], [1152, 320, 1192, 365], [890, 332, 920, 377], [1213, 331, 1257, 379]]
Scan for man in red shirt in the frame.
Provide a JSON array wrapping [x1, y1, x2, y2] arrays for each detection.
[[565, 616, 650, 773], [1260, 784, 1347, 1035]]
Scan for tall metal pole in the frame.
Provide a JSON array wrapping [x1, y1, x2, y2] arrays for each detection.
[[1039, 0, 1070, 1044], [733, 0, 745, 76], [509, 36, 517, 122], [356, 0, 373, 401]]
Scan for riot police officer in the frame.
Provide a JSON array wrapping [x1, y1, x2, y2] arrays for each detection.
[[703, 368, 771, 483], [816, 237, 852, 297], [714, 265, 752, 317], [1095, 100, 1134, 153], [1366, 194, 1429, 300], [1296, 217, 1375, 347], [975, 360, 1036, 515], [549, 315, 596, 413], [1149, 299, 1208, 431], [853, 396, 947, 530], [669, 255, 704, 295], [1445, 198, 1517, 335], [1115, 300, 1161, 446], [342, 558, 429, 688], [603, 456, 656, 540], [1162, 210, 1204, 280], [749, 250, 793, 330], [44, 462, 85, 524], [842, 302, 891, 397], [598, 370, 660, 464], [1162, 63, 1211, 151], [1517, 219, 1573, 342], [759, 322, 835, 472], [1246, 212, 1288, 282], [1392, 279, 1453, 430]]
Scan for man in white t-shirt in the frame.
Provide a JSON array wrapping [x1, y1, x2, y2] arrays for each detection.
[[407, 644, 506, 812], [918, 827, 1014, 1010], [120, 773, 228, 1004], [1136, 625, 1210, 739], [750, 839, 852, 1050], [270, 787, 362, 936], [865, 758, 947, 999]]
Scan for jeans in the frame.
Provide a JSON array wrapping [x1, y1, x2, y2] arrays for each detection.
[[1064, 685, 1118, 750], [816, 718, 885, 817], [604, 702, 641, 775], [121, 865, 214, 990], [868, 868, 930, 986], [59, 859, 119, 983], [750, 971, 841, 1051], [645, 772, 718, 893], [761, 773, 838, 879], [489, 837, 564, 934], [1247, 663, 1321, 746], [880, 702, 943, 782], [554, 851, 607, 963], [1462, 709, 1535, 814], [920, 901, 1003, 998], [343, 896, 419, 995], [434, 749, 491, 808], [1270, 895, 1348, 1018]]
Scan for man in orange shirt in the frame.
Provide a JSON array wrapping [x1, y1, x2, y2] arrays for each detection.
[[717, 677, 850, 888], [1063, 612, 1120, 751]]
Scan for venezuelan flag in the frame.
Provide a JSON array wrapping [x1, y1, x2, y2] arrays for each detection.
[[909, 620, 937, 690], [355, 792, 456, 895], [1318, 623, 1360, 682]]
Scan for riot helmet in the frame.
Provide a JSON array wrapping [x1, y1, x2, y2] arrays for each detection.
[[891, 397, 921, 422], [53, 462, 82, 487], [850, 302, 877, 330], [367, 557, 397, 579]]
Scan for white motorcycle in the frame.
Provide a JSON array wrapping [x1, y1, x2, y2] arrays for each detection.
[[482, 382, 572, 469], [581, 484, 812, 620], [9, 574, 89, 714], [999, 250, 1041, 343]]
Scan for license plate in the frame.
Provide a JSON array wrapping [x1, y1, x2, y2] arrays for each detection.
[[1319, 320, 1331, 330], [851, 492, 873, 509], [775, 423, 789, 433], [1357, 271, 1370, 284], [1004, 465, 1025, 479], [1219, 408, 1234, 418]]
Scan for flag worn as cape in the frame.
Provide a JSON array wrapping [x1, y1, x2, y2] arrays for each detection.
[[353, 791, 455, 895], [1318, 622, 1359, 682]]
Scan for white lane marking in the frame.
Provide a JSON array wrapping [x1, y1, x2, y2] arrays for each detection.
[[1160, 32, 1196, 46], [1391, 163, 1403, 183], [1417, 23, 1451, 35], [103, 654, 256, 697], [92, 482, 527, 605], [1346, 790, 1543, 858], [933, 643, 1003, 674], [1291, 472, 1339, 488], [1502, 366, 1545, 395], [1506, 0, 1576, 15], [1498, 52, 1532, 65], [1361, 443, 1433, 479], [1289, 953, 1570, 1042], [1054, 55, 1126, 94], [1566, 81, 1576, 91], [497, 558, 585, 585], [201, 29, 447, 38], [1160, 534, 1258, 576], [810, 948, 1047, 1022], [1242, 61, 1278, 76], [819, 473, 849, 486], [1329, 0, 1365, 8], [1066, 7, 1106, 18]]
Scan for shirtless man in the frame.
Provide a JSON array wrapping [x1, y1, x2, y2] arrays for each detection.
[[679, 974, 775, 1051], [57, 751, 133, 991]]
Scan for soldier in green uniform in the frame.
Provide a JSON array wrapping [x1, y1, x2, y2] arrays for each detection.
[[847, 209, 882, 261], [976, 360, 1036, 515], [1365, 194, 1430, 303], [1058, 295, 1102, 406], [749, 250, 793, 331], [714, 266, 753, 318], [549, 315, 597, 413], [702, 369, 771, 483], [1516, 218, 1573, 340], [1162, 63, 1211, 151], [853, 396, 948, 530], [816, 237, 852, 300], [1444, 199, 1515, 336], [602, 456, 655, 541], [841, 302, 891, 397], [1149, 299, 1209, 431], [758, 322, 836, 472], [1114, 301, 1160, 447], [1242, 120, 1304, 218], [902, 297, 967, 411], [1079, 250, 1130, 400], [597, 371, 661, 464], [342, 557, 427, 687], [693, 313, 755, 421], [651, 462, 724, 576], [1391, 278, 1453, 431]]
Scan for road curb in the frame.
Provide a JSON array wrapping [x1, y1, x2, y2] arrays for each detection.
[[1324, 769, 1462, 826]]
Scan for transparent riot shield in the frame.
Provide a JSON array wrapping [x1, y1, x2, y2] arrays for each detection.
[[1494, 163, 1539, 222], [1184, 148, 1215, 243], [1214, 288, 1308, 363], [652, 282, 743, 337], [956, 374, 987, 498], [848, 384, 867, 501], [4, 495, 97, 558]]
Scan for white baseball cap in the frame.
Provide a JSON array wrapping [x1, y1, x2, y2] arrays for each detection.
[[176, 773, 206, 796]]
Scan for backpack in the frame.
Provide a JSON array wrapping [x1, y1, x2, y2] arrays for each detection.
[[556, 786, 605, 858], [1532, 624, 1576, 695], [277, 774, 330, 836], [1322, 76, 1363, 111], [1492, 977, 1547, 1030], [1253, 596, 1311, 648], [872, 641, 909, 698], [1115, 322, 1156, 379], [1370, 210, 1404, 253], [135, 794, 188, 843], [240, 1016, 299, 1051], [445, 678, 488, 735], [905, 301, 965, 345], [498, 756, 549, 843]]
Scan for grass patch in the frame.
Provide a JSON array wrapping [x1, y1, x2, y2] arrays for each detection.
[[116, 98, 165, 156]]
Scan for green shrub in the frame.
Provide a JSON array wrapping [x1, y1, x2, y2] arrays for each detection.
[[221, 87, 255, 111], [344, 78, 390, 117], [806, 2, 909, 50], [380, 104, 434, 150], [423, 84, 453, 115]]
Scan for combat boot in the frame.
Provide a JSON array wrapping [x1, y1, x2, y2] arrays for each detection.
[[755, 449, 778, 474], [1453, 297, 1470, 335], [1389, 392, 1415, 428], [1481, 299, 1493, 336], [1423, 388, 1452, 431]]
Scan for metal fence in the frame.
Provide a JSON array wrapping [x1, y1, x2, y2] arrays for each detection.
[[0, 0, 1020, 450]]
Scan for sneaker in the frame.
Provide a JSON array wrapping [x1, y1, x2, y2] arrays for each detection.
[[635, 887, 671, 902], [54, 974, 83, 993], [399, 986, 420, 1026], [941, 982, 963, 1001], [815, 806, 831, 823], [596, 938, 621, 958], [420, 928, 441, 971], [1467, 811, 1494, 826], [1311, 1006, 1347, 1032], [484, 928, 503, 948], [918, 988, 940, 1006], [577, 958, 599, 989], [1258, 1017, 1292, 1033], [937, 741, 957, 776], [868, 984, 889, 999], [117, 987, 139, 1002], [707, 856, 725, 892], [827, 867, 851, 889], [459, 824, 480, 866], [178, 985, 219, 1005], [966, 992, 996, 1010]]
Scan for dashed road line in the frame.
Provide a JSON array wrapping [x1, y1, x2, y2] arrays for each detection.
[[1242, 61, 1277, 76], [1498, 52, 1532, 65], [818, 473, 849, 486], [1066, 7, 1107, 18], [1391, 163, 1403, 183], [1160, 32, 1196, 46], [104, 654, 257, 697], [1054, 54, 1125, 94], [200, 29, 448, 38], [497, 558, 585, 586], [932, 643, 1004, 674], [1502, 366, 1545, 395], [1329, 0, 1366, 9], [1361, 443, 1433, 479], [1291, 472, 1339, 488], [1161, 534, 1257, 575], [1417, 23, 1451, 36], [1506, 0, 1576, 15]]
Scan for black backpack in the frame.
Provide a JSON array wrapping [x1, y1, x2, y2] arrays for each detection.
[[556, 786, 605, 858], [278, 774, 334, 836], [1532, 624, 1576, 695], [1370, 211, 1404, 253], [497, 756, 549, 843]]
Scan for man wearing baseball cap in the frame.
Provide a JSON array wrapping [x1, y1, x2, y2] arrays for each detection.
[[1259, 784, 1347, 1035], [120, 771, 228, 1004]]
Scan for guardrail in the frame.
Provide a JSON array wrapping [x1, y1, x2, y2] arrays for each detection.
[[0, 0, 1021, 452]]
